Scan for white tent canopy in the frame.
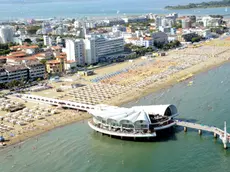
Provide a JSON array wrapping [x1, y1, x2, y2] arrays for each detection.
[[120, 111, 140, 125], [88, 108, 129, 116], [134, 110, 151, 125], [107, 113, 131, 124], [88, 104, 178, 126], [131, 105, 178, 117]]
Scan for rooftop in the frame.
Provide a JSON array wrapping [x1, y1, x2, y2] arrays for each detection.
[[9, 51, 27, 57], [66, 60, 76, 64], [4, 64, 27, 72], [51, 46, 62, 50], [47, 60, 60, 64], [25, 60, 43, 67], [10, 45, 39, 51]]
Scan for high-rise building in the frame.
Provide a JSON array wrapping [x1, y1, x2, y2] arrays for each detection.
[[182, 18, 192, 29], [65, 39, 85, 66], [0, 26, 14, 43], [94, 35, 124, 59], [155, 17, 162, 28], [43, 35, 54, 46], [84, 36, 96, 65]]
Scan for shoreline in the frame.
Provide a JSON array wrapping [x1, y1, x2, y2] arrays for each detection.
[[1, 41, 230, 149], [1, 117, 90, 149], [109, 55, 230, 107], [166, 5, 230, 11], [3, 55, 228, 149], [0, 110, 91, 149]]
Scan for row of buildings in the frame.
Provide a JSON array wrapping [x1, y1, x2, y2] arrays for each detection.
[[74, 15, 148, 29], [0, 60, 45, 84]]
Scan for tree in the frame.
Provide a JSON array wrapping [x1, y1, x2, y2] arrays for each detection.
[[24, 38, 32, 44], [147, 47, 153, 52], [38, 43, 44, 48], [191, 37, 201, 43], [40, 59, 47, 65], [26, 26, 41, 35]]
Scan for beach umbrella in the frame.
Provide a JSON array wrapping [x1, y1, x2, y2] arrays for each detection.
[[0, 136, 5, 142]]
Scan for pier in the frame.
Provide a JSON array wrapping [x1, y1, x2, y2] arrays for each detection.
[[18, 94, 96, 111], [176, 120, 230, 149], [16, 94, 230, 148]]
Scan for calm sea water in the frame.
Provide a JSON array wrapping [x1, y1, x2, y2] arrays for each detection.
[[0, 0, 229, 20], [1, 62, 230, 171]]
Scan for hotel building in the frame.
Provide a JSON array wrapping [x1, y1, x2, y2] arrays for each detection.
[[24, 60, 45, 80], [65, 39, 85, 66], [94, 35, 124, 59]]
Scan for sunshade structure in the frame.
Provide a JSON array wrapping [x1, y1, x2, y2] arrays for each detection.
[[88, 107, 156, 129], [88, 104, 178, 130], [131, 104, 178, 117]]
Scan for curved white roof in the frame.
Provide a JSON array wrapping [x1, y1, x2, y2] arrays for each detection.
[[120, 111, 140, 125], [88, 108, 132, 119], [131, 104, 178, 117], [134, 111, 150, 124], [88, 104, 178, 125], [107, 112, 130, 123]]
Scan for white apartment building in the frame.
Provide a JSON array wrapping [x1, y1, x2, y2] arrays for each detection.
[[65, 39, 85, 66], [122, 16, 147, 23], [183, 28, 212, 39], [43, 35, 54, 46], [0, 26, 14, 43], [126, 37, 154, 48], [84, 36, 97, 64], [202, 16, 222, 27], [74, 21, 83, 28], [94, 35, 124, 58]]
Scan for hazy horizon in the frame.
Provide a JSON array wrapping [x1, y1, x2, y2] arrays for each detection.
[[0, 0, 226, 20]]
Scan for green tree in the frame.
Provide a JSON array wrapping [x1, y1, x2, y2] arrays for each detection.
[[24, 38, 32, 44], [40, 59, 47, 65], [27, 26, 41, 35], [191, 37, 201, 43]]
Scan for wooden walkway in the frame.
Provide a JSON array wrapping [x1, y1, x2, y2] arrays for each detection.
[[176, 120, 230, 149]]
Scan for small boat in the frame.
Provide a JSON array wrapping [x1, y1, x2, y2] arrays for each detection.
[[187, 81, 193, 86]]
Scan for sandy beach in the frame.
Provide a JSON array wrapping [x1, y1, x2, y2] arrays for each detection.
[[1, 38, 230, 148]]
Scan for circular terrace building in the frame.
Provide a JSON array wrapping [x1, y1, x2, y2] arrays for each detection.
[[88, 104, 178, 139]]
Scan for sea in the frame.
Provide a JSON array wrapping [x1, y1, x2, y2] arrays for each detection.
[[1, 59, 230, 171], [0, 0, 230, 21]]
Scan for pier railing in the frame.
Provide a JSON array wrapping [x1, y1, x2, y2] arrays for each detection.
[[18, 94, 95, 111], [176, 120, 230, 149]]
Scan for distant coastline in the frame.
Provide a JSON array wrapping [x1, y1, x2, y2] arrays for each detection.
[[165, 0, 230, 10]]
